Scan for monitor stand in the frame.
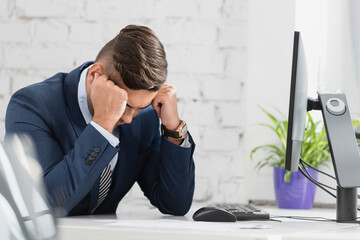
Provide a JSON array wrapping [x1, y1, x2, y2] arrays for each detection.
[[308, 92, 360, 223], [337, 187, 358, 223]]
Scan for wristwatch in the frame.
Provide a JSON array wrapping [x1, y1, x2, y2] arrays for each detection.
[[161, 120, 188, 140]]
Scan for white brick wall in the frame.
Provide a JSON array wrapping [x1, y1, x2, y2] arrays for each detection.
[[0, 21, 32, 43], [0, 70, 11, 95], [16, 0, 84, 19], [0, 95, 11, 121], [0, 0, 249, 209], [34, 20, 68, 43]]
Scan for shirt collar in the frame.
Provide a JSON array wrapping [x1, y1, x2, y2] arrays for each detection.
[[78, 65, 93, 124]]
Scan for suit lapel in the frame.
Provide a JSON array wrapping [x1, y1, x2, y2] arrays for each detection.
[[63, 61, 94, 137], [111, 119, 140, 184]]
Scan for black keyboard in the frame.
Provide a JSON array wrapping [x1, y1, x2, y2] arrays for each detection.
[[214, 203, 270, 221]]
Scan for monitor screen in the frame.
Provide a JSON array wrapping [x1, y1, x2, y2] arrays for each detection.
[[285, 31, 308, 172]]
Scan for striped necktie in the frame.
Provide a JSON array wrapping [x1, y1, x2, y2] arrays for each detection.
[[91, 165, 112, 214]]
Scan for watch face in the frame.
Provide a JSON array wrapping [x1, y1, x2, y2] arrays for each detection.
[[179, 122, 188, 137]]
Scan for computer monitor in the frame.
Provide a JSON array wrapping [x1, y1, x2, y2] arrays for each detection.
[[285, 31, 308, 172], [284, 31, 360, 223], [0, 134, 56, 239]]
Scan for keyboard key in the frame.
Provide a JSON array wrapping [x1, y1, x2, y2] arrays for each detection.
[[214, 203, 270, 221]]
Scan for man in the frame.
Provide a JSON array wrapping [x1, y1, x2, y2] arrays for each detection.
[[5, 25, 195, 216]]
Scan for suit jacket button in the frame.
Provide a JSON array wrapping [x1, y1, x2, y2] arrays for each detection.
[[90, 152, 97, 157], [85, 158, 92, 165], [85, 155, 96, 165], [93, 147, 101, 153]]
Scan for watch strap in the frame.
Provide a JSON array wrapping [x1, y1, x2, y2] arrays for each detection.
[[161, 120, 187, 140]]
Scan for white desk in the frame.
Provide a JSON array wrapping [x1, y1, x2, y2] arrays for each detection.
[[57, 205, 360, 240]]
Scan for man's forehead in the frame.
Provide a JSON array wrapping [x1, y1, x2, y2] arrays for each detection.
[[105, 70, 157, 108], [126, 92, 156, 109]]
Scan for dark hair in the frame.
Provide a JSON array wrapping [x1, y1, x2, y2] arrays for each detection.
[[95, 25, 167, 91]]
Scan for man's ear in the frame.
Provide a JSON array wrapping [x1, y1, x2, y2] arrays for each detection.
[[87, 63, 105, 85]]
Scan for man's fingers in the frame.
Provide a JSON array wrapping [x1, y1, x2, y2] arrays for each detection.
[[106, 79, 116, 87], [92, 72, 100, 86], [152, 101, 161, 117], [94, 72, 107, 82], [94, 72, 99, 79], [93, 74, 111, 88]]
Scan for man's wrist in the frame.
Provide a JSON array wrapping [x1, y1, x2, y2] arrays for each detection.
[[162, 119, 181, 131], [166, 136, 184, 145], [92, 116, 116, 133], [161, 120, 188, 142], [90, 121, 119, 147]]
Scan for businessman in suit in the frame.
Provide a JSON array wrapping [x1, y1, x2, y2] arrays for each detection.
[[5, 25, 195, 216]]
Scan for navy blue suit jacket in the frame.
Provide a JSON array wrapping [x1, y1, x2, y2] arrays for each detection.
[[5, 62, 195, 216]]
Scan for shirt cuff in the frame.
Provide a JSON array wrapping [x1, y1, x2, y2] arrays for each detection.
[[180, 134, 191, 148], [90, 121, 119, 148]]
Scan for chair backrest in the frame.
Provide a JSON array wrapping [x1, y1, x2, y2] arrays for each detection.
[[0, 134, 56, 240]]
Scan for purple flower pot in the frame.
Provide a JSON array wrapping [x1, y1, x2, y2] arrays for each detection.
[[274, 166, 318, 209]]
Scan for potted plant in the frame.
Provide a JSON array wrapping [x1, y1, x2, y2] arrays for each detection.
[[250, 107, 331, 209]]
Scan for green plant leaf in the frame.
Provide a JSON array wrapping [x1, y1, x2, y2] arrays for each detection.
[[250, 106, 331, 171], [284, 171, 292, 182]]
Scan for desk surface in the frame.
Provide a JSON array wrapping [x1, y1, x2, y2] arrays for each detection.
[[57, 205, 360, 240]]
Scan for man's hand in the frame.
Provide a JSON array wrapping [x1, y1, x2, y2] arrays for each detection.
[[91, 73, 127, 133], [152, 84, 182, 144]]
